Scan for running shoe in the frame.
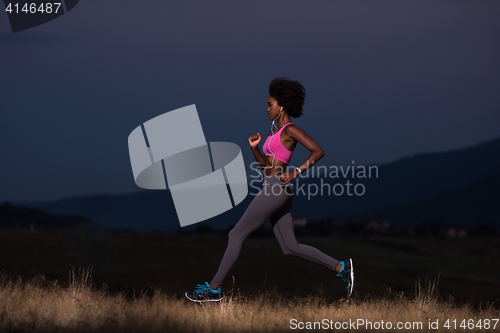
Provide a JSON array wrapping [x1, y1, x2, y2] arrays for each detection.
[[185, 282, 223, 303], [337, 259, 354, 296]]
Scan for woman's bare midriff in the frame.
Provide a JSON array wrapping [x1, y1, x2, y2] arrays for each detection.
[[263, 155, 288, 177]]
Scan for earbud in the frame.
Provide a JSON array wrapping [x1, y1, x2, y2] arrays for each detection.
[[273, 107, 283, 121]]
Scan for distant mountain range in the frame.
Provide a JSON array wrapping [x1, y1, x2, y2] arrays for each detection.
[[340, 170, 500, 226], [308, 135, 500, 225], [0, 201, 90, 229], [9, 136, 500, 231]]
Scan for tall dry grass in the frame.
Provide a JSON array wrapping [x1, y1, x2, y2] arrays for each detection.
[[0, 267, 498, 332]]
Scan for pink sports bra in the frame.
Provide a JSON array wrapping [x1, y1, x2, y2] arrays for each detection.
[[262, 122, 294, 164]]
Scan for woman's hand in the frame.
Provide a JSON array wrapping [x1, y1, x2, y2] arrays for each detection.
[[279, 170, 299, 184], [248, 133, 261, 148]]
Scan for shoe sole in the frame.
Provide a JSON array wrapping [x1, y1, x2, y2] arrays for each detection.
[[349, 258, 354, 297], [184, 292, 224, 303]]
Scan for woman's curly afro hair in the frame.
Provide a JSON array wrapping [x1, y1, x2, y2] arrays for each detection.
[[269, 77, 306, 118]]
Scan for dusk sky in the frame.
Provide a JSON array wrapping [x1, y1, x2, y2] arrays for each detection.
[[1, 0, 499, 203]]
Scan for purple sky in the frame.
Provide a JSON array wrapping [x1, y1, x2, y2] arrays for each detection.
[[1, 0, 499, 202]]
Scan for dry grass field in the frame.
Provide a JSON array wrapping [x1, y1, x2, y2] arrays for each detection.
[[0, 268, 499, 332], [0, 228, 499, 332]]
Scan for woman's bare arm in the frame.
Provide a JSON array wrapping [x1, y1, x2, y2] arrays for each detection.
[[248, 133, 266, 168], [278, 126, 324, 184], [287, 125, 325, 171]]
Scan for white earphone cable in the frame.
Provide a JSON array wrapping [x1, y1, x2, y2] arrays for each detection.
[[259, 107, 282, 182]]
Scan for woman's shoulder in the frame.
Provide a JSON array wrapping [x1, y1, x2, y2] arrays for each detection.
[[283, 122, 299, 133], [268, 122, 299, 136]]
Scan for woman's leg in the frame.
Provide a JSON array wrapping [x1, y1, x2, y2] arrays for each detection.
[[210, 180, 291, 288], [270, 188, 340, 271]]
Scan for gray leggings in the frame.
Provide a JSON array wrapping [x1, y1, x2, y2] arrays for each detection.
[[210, 174, 340, 288]]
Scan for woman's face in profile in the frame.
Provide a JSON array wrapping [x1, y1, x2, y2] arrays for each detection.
[[267, 96, 281, 120]]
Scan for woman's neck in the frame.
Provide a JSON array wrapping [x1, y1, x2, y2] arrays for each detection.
[[276, 116, 291, 128]]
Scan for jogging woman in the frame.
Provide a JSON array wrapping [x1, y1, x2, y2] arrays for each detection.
[[185, 77, 354, 302]]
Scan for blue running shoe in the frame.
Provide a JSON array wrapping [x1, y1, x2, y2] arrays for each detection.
[[185, 282, 223, 303], [337, 259, 354, 297]]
